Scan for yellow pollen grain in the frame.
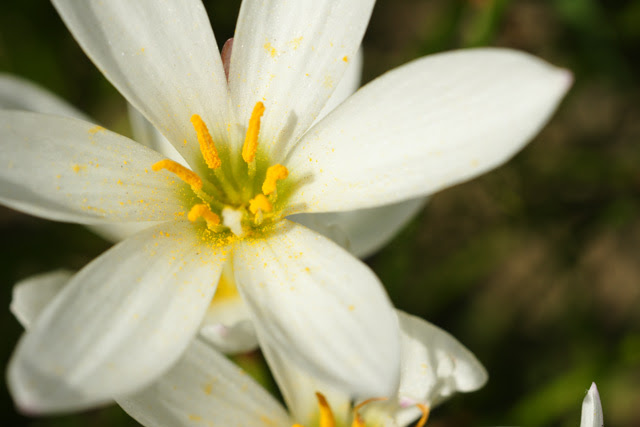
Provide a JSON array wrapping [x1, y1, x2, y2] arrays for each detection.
[[316, 392, 336, 427], [88, 125, 105, 135], [263, 42, 277, 57], [191, 114, 221, 169], [152, 159, 203, 191], [188, 414, 202, 421], [188, 204, 220, 227], [262, 164, 289, 195], [72, 164, 85, 173], [203, 383, 212, 395], [343, 56, 348, 62], [242, 101, 265, 164], [249, 193, 272, 214]]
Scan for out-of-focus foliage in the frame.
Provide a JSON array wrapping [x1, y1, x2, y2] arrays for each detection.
[[0, 0, 638, 426]]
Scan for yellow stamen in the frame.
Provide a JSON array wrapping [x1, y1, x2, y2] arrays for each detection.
[[191, 114, 221, 169], [242, 101, 265, 164], [415, 404, 430, 427], [187, 204, 220, 228], [249, 193, 273, 214], [351, 397, 388, 427], [152, 159, 202, 191], [315, 392, 336, 427], [262, 164, 289, 195]]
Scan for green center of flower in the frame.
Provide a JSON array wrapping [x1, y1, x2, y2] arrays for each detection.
[[152, 102, 293, 240]]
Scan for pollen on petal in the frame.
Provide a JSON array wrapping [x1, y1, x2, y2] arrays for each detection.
[[191, 114, 221, 169], [262, 164, 289, 195], [188, 204, 220, 227], [152, 159, 202, 191], [249, 193, 272, 214], [242, 101, 265, 164]]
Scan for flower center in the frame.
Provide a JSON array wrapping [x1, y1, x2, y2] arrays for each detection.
[[152, 102, 290, 238], [292, 392, 430, 427]]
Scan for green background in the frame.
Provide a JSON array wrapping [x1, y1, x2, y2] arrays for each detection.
[[1, 0, 639, 425]]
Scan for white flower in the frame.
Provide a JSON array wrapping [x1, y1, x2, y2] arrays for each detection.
[[0, 0, 570, 414], [12, 274, 487, 427], [581, 383, 604, 427]]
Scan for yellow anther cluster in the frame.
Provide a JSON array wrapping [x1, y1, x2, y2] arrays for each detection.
[[152, 159, 202, 191], [152, 101, 290, 235], [187, 204, 220, 228], [262, 164, 289, 195], [242, 101, 265, 164], [191, 114, 221, 169]]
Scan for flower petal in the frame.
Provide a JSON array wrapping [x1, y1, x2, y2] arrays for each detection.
[[127, 103, 187, 167], [0, 111, 187, 224], [0, 76, 158, 241], [10, 270, 72, 329], [8, 221, 227, 413], [198, 262, 258, 355], [285, 48, 572, 213], [315, 48, 364, 125], [581, 383, 604, 427], [229, 0, 374, 159], [0, 74, 89, 121], [232, 220, 400, 398], [392, 311, 487, 426], [291, 196, 427, 259], [117, 337, 291, 427], [51, 0, 231, 169], [260, 341, 352, 426]]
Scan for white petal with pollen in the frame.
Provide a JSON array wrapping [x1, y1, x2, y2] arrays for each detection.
[[8, 221, 227, 413], [52, 0, 231, 170], [286, 48, 572, 213], [0, 111, 186, 224], [229, 0, 374, 159], [118, 338, 291, 427], [233, 220, 400, 398], [292, 196, 427, 258]]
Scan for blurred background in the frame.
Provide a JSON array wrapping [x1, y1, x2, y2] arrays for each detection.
[[0, 0, 639, 425]]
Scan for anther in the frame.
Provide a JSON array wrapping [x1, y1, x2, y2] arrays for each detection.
[[242, 101, 265, 164], [315, 392, 336, 427], [262, 164, 289, 195], [152, 159, 202, 191], [249, 193, 273, 215], [187, 204, 220, 228], [415, 403, 430, 427], [191, 114, 221, 169]]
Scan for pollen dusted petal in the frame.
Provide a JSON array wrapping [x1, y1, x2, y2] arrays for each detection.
[[152, 159, 202, 191], [241, 101, 265, 164], [262, 164, 289, 195], [188, 204, 220, 227], [191, 114, 221, 170], [249, 194, 273, 214]]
